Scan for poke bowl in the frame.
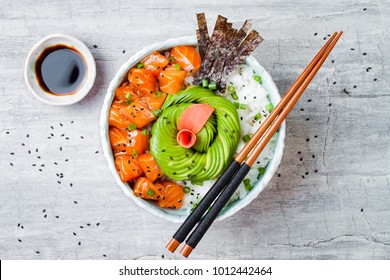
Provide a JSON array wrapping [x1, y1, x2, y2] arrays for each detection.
[[100, 35, 285, 223]]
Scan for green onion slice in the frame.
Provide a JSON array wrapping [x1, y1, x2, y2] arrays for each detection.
[[231, 91, 238, 100], [147, 188, 155, 197], [137, 63, 144, 69], [208, 82, 217, 90], [254, 75, 262, 83], [128, 123, 137, 131], [202, 79, 209, 88]]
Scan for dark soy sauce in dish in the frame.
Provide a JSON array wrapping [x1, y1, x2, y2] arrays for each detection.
[[35, 44, 87, 95]]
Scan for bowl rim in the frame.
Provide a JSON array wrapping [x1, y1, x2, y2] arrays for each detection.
[[100, 36, 285, 223], [24, 33, 96, 106]]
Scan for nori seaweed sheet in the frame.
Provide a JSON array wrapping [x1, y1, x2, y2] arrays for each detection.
[[194, 14, 263, 91]]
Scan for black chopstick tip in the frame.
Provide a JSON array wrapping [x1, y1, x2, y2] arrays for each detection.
[[166, 238, 180, 253]]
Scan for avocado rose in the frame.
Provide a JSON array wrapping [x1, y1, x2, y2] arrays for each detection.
[[150, 86, 240, 182]]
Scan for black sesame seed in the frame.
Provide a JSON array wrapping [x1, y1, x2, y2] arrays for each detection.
[[323, 37, 326, 40], [361, 208, 364, 212], [277, 173, 281, 177], [70, 183, 73, 187], [298, 151, 301, 154], [18, 239, 22, 242], [55, 216, 59, 219], [363, 52, 367, 56], [306, 118, 310, 121], [333, 81, 337, 85], [73, 232, 77, 236], [314, 169, 318, 173], [308, 99, 312, 102], [10, 152, 14, 155], [43, 209, 46, 213], [36, 251, 40, 254], [331, 60, 334, 63], [74, 201, 78, 204], [96, 223, 100, 226], [328, 103, 332, 107], [10, 163, 13, 166], [6, 131, 9, 134], [314, 32, 317, 36], [78, 241, 81, 246], [87, 223, 91, 226], [300, 108, 304, 111], [350, 48, 355, 51], [374, 78, 377, 81], [305, 172, 309, 175], [103, 254, 107, 257], [300, 157, 303, 161], [314, 135, 318, 138], [26, 134, 29, 138], [306, 138, 310, 142], [44, 214, 47, 218], [81, 136, 84, 139], [57, 181, 61, 184], [80, 226, 84, 229], [312, 155, 316, 158], [302, 175, 305, 179]]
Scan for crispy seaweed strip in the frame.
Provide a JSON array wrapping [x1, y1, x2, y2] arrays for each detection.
[[195, 15, 227, 84], [208, 23, 235, 83], [196, 13, 209, 59], [219, 30, 263, 91], [194, 15, 263, 90]]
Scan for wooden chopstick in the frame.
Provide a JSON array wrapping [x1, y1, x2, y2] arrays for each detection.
[[166, 31, 342, 255], [179, 31, 343, 258]]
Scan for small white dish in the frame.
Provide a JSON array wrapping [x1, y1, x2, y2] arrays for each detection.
[[24, 34, 96, 106], [100, 36, 285, 223]]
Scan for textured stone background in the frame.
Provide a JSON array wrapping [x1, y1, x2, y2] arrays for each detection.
[[0, 0, 389, 259]]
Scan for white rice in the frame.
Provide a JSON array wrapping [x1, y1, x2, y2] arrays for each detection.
[[180, 64, 277, 211]]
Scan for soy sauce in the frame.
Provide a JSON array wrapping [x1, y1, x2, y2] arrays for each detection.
[[35, 44, 87, 95]]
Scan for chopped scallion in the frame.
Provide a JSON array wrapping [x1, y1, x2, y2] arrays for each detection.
[[184, 186, 191, 194], [227, 85, 235, 93], [154, 91, 162, 97], [125, 92, 131, 99], [137, 63, 144, 68], [258, 167, 266, 175], [234, 102, 240, 109], [174, 64, 181, 70], [231, 91, 238, 100], [169, 56, 175, 63], [126, 99, 132, 105], [152, 109, 162, 116], [243, 134, 251, 143], [147, 188, 155, 197], [141, 129, 149, 136], [132, 150, 138, 158], [254, 113, 262, 121], [254, 75, 262, 83], [202, 79, 209, 88], [128, 123, 136, 131], [266, 103, 274, 112], [239, 103, 247, 110], [208, 82, 217, 90]]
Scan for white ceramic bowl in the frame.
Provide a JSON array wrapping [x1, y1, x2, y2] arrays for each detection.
[[24, 34, 96, 106], [100, 36, 285, 223]]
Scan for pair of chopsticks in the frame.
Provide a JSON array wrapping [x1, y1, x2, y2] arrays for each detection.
[[167, 31, 343, 258]]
